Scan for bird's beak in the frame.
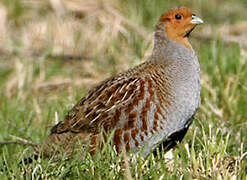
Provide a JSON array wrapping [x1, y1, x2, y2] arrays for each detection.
[[190, 15, 204, 24]]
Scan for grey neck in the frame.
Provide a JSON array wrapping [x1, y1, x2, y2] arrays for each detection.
[[151, 23, 195, 63]]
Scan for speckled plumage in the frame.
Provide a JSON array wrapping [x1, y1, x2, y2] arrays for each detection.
[[39, 7, 203, 158]]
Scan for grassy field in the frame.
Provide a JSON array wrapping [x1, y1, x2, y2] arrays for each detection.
[[0, 0, 247, 179]]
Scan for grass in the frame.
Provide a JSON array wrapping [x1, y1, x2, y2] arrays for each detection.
[[0, 0, 247, 179]]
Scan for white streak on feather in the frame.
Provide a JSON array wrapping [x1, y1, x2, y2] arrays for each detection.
[[106, 94, 114, 105], [89, 113, 101, 125], [119, 83, 127, 93], [121, 91, 129, 101], [126, 78, 138, 89], [85, 112, 91, 118], [93, 104, 100, 110], [105, 105, 117, 112], [96, 109, 106, 114], [71, 118, 82, 128]]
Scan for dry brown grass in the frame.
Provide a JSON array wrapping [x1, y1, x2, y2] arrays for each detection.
[[0, 0, 246, 179]]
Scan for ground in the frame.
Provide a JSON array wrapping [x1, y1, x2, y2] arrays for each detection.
[[0, 0, 246, 179]]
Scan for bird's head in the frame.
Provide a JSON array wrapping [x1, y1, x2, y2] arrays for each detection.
[[156, 7, 203, 50]]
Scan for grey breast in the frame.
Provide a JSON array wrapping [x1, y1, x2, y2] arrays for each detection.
[[142, 41, 201, 157]]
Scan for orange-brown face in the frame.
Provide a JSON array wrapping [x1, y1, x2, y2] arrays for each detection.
[[159, 7, 203, 48]]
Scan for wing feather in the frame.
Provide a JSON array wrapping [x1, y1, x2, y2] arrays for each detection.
[[53, 75, 142, 134]]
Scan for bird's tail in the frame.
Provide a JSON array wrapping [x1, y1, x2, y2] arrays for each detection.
[[33, 131, 92, 163]]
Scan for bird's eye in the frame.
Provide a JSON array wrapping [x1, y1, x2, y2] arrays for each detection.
[[175, 14, 182, 20]]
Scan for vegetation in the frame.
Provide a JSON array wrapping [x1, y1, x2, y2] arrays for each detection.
[[0, 0, 246, 179]]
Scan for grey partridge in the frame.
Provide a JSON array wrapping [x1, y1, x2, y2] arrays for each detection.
[[40, 7, 203, 158]]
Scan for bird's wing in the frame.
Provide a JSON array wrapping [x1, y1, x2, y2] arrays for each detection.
[[51, 74, 144, 134]]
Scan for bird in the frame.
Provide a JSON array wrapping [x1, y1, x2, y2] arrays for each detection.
[[38, 7, 203, 159]]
